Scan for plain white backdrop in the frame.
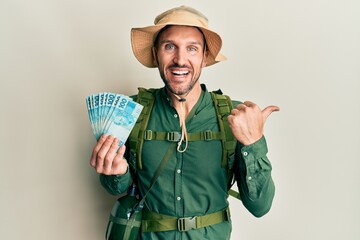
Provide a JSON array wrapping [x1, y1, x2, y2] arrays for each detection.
[[1, 0, 359, 239]]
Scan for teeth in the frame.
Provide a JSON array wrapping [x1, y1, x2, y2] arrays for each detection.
[[172, 70, 188, 75]]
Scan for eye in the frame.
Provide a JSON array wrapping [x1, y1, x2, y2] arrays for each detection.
[[187, 46, 198, 52], [164, 44, 176, 51]]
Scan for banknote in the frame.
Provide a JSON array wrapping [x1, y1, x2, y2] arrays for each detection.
[[86, 92, 143, 146]]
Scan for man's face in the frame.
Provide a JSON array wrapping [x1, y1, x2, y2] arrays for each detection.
[[154, 25, 208, 96]]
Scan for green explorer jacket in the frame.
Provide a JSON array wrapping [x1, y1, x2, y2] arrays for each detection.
[[100, 84, 275, 240]]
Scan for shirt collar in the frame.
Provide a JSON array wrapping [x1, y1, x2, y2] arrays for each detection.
[[159, 84, 209, 104]]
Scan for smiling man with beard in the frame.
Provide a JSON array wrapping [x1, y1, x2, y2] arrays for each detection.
[[90, 5, 279, 240], [155, 25, 206, 98]]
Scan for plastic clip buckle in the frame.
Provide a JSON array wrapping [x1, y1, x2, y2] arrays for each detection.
[[166, 132, 181, 142], [177, 217, 196, 232]]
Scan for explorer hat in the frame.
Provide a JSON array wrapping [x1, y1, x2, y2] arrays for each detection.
[[131, 5, 226, 68]]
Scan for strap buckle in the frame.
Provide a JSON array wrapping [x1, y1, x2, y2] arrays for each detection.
[[144, 130, 153, 140], [166, 132, 182, 142], [177, 216, 196, 232], [204, 130, 213, 141]]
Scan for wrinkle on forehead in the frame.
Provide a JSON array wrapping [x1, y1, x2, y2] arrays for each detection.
[[154, 25, 206, 49]]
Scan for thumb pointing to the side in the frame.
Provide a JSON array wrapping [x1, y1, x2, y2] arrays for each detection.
[[262, 105, 280, 121]]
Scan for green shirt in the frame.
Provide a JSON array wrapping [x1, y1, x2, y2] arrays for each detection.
[[100, 85, 275, 240]]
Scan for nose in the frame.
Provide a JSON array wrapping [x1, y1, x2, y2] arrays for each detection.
[[173, 48, 186, 66]]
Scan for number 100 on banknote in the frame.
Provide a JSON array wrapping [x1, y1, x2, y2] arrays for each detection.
[[86, 92, 143, 146]]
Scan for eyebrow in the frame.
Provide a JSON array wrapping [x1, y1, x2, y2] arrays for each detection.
[[158, 39, 203, 46]]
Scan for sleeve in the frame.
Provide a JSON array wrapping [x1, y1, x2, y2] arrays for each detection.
[[99, 171, 132, 195], [234, 135, 275, 217], [99, 141, 133, 195]]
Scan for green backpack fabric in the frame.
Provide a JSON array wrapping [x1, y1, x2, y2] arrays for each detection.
[[128, 87, 240, 200]]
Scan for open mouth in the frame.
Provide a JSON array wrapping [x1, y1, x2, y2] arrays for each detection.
[[172, 70, 189, 76]]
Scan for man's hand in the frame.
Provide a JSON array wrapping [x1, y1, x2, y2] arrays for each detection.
[[90, 134, 129, 175], [228, 101, 280, 145]]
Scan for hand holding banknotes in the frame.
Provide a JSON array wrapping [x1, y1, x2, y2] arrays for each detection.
[[86, 92, 143, 175], [90, 134, 128, 175]]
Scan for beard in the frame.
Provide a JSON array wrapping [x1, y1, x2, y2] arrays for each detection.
[[159, 64, 201, 96]]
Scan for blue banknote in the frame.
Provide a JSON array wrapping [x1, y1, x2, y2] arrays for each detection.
[[86, 92, 143, 145]]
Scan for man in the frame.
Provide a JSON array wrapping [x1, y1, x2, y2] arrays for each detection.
[[90, 5, 279, 240]]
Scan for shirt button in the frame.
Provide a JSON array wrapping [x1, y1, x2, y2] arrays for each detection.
[[177, 197, 181, 201], [177, 169, 181, 174], [174, 114, 178, 118], [248, 176, 252, 181], [243, 151, 248, 157]]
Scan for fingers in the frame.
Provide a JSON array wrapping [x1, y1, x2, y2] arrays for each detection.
[[233, 101, 257, 111], [233, 101, 279, 121], [116, 144, 126, 157], [262, 105, 280, 121], [94, 135, 117, 173], [112, 145, 129, 175], [90, 134, 108, 168], [229, 101, 279, 145], [242, 101, 256, 108], [90, 134, 127, 175], [101, 137, 120, 174]]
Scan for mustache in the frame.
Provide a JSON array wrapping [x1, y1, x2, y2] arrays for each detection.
[[168, 64, 191, 69]]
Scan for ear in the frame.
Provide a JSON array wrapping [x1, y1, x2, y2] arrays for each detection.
[[201, 49, 209, 68], [152, 47, 159, 67]]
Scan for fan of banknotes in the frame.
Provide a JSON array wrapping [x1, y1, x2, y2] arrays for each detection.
[[86, 92, 143, 145]]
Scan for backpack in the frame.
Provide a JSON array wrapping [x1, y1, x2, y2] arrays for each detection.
[[128, 87, 240, 200]]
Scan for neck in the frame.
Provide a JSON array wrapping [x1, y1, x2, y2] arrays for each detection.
[[167, 84, 202, 118]]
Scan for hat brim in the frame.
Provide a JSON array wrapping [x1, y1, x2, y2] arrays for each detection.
[[131, 23, 226, 68]]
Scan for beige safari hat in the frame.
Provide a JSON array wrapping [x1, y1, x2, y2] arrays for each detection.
[[131, 6, 226, 68]]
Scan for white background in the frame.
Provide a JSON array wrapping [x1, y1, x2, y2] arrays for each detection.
[[1, 0, 359, 239]]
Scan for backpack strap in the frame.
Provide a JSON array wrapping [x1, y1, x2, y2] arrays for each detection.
[[128, 87, 156, 171], [142, 130, 225, 142], [211, 90, 241, 200], [128, 87, 241, 200], [210, 90, 237, 168]]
